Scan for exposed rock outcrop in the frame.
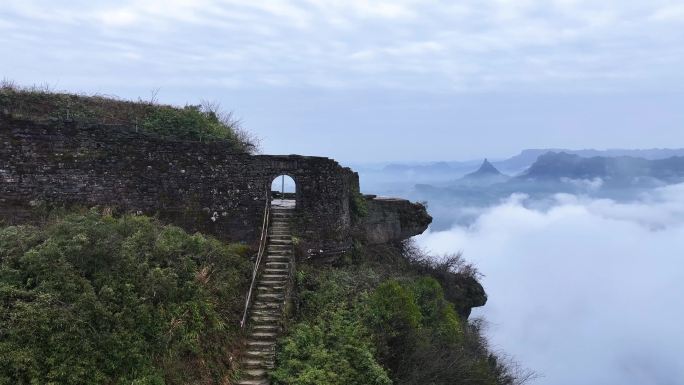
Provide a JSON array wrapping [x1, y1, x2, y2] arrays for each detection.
[[358, 195, 432, 244]]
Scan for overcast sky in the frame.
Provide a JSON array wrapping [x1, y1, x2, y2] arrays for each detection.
[[2, 0, 684, 162]]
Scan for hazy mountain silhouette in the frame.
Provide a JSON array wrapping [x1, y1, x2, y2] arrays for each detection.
[[456, 159, 510, 186], [373, 148, 684, 178], [519, 152, 684, 186]]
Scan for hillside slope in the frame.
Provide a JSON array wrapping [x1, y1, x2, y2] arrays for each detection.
[[270, 242, 527, 385], [0, 211, 251, 385]]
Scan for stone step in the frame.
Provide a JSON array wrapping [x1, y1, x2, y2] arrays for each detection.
[[242, 359, 273, 369], [263, 269, 288, 275], [265, 258, 288, 264], [255, 293, 285, 301], [259, 279, 288, 286], [268, 239, 291, 244], [257, 285, 285, 293], [261, 274, 288, 281], [244, 349, 274, 359], [267, 242, 291, 247], [255, 289, 284, 295], [241, 368, 268, 379], [267, 250, 291, 254], [250, 317, 280, 324], [257, 280, 286, 287], [236, 379, 269, 385], [250, 315, 280, 324], [268, 239, 292, 246], [264, 262, 290, 268], [251, 307, 280, 314], [252, 324, 280, 332], [252, 297, 284, 306], [264, 262, 288, 269], [269, 232, 291, 236], [246, 340, 276, 352], [266, 245, 292, 252], [250, 307, 281, 316], [252, 302, 282, 311], [268, 237, 292, 242], [267, 247, 291, 253], [265, 260, 289, 266], [250, 331, 278, 340]]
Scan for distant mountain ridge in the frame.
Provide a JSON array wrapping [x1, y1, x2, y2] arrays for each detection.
[[376, 148, 684, 176], [498, 148, 684, 173], [519, 152, 684, 184]]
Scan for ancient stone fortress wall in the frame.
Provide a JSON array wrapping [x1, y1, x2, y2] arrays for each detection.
[[0, 115, 430, 256]]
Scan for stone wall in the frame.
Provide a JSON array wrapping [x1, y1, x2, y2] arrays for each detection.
[[0, 115, 357, 253], [0, 115, 430, 256]]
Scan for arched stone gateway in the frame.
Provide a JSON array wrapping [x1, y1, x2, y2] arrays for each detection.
[[0, 115, 431, 257], [270, 174, 296, 208]]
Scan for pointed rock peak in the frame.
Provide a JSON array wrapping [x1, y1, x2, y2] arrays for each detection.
[[475, 158, 502, 175]]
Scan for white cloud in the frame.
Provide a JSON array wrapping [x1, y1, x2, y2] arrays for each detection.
[[0, 0, 683, 91], [416, 184, 684, 385], [560, 177, 604, 191]]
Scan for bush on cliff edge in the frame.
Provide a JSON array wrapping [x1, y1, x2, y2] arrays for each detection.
[[272, 259, 527, 385]]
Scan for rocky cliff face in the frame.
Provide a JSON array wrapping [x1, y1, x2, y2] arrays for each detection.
[[357, 195, 432, 244]]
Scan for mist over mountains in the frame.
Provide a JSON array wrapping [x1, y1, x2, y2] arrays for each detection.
[[355, 148, 684, 179], [356, 148, 684, 385], [520, 152, 684, 185], [356, 148, 684, 230]]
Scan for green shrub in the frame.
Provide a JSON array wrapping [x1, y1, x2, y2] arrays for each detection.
[[140, 105, 237, 144], [277, 261, 524, 385], [350, 192, 369, 219], [0, 211, 251, 385], [367, 280, 422, 337], [271, 310, 391, 385], [0, 84, 258, 152]]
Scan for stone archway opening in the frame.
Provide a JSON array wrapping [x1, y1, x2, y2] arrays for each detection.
[[271, 174, 296, 208]]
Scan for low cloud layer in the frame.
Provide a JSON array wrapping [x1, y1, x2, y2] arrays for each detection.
[[416, 184, 684, 385]]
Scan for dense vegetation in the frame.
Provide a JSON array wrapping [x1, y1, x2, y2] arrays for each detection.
[[272, 244, 529, 385], [0, 81, 258, 152], [0, 211, 251, 385]]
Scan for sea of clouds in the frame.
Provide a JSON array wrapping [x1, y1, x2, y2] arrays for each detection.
[[416, 183, 684, 385]]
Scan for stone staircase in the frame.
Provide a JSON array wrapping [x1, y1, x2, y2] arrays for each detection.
[[237, 204, 294, 385]]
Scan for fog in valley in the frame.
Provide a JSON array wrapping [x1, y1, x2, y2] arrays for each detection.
[[357, 150, 684, 385]]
